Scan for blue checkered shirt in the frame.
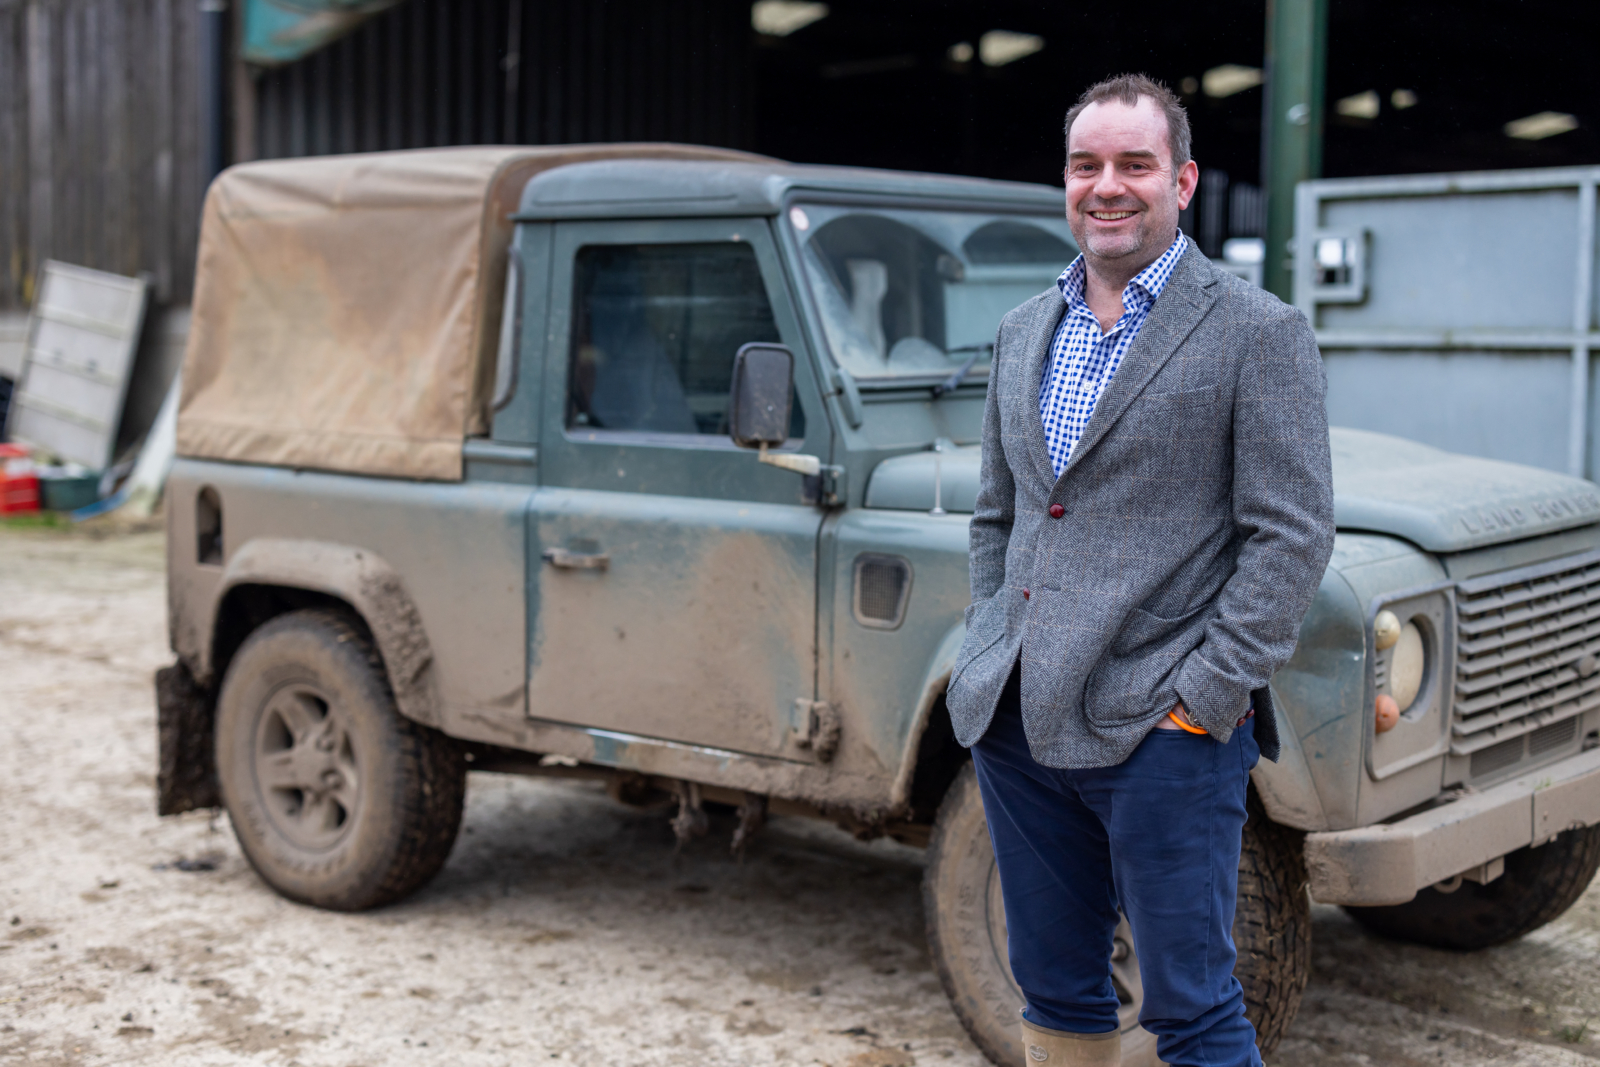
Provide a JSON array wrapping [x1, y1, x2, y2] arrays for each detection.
[[1040, 231, 1189, 476]]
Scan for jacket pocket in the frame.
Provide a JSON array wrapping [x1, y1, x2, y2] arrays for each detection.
[[1126, 383, 1227, 452], [1109, 602, 1211, 657], [1084, 603, 1213, 728], [949, 596, 1008, 690], [1138, 383, 1222, 405]]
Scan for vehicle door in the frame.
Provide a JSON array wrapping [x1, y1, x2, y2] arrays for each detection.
[[528, 216, 829, 758]]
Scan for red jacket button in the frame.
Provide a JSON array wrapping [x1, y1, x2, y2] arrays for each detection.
[[1049, 504, 1065, 518], [1022, 588, 1030, 600]]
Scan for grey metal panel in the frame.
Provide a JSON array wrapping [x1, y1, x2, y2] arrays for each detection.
[[1318, 190, 1578, 333], [1323, 349, 1573, 473], [1296, 166, 1600, 479]]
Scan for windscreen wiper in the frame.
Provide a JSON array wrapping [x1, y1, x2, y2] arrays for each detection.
[[932, 344, 993, 398]]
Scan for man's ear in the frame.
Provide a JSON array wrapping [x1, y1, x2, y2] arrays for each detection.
[[1176, 160, 1200, 211]]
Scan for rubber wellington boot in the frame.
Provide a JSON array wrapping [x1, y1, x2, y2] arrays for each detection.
[[1019, 1017, 1121, 1066]]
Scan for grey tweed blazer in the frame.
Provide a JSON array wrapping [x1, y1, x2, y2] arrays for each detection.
[[945, 244, 1335, 768]]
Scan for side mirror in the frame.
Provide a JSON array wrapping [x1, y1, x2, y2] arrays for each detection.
[[728, 343, 795, 448]]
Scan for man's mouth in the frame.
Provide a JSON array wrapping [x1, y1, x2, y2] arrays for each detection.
[[1087, 210, 1137, 220]]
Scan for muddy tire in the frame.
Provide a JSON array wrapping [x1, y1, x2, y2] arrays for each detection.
[[1234, 791, 1313, 1052], [1344, 825, 1600, 951], [923, 766, 1309, 1066], [215, 609, 465, 911]]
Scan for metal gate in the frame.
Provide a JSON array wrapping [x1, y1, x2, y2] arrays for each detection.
[[1293, 166, 1598, 478]]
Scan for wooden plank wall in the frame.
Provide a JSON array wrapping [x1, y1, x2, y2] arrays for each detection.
[[0, 0, 203, 312]]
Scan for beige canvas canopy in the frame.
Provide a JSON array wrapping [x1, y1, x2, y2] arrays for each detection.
[[178, 143, 764, 481]]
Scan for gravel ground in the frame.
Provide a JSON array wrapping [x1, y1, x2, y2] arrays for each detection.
[[1, 520, 1597, 1067]]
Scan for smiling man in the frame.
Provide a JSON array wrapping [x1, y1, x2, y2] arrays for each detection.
[[944, 75, 1336, 1066]]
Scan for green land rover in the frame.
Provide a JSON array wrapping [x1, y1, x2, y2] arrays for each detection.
[[157, 145, 1600, 1065]]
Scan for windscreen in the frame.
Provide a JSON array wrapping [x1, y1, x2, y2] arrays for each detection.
[[789, 203, 1077, 383]]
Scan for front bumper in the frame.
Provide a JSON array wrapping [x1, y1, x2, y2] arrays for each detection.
[[1305, 745, 1600, 906]]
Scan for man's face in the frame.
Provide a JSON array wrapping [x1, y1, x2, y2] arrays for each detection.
[[1064, 96, 1198, 267]]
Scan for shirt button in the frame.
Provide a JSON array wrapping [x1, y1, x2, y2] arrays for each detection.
[[1049, 504, 1065, 518], [1022, 588, 1030, 600]]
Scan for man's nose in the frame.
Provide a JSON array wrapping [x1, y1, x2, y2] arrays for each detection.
[[1091, 165, 1126, 200]]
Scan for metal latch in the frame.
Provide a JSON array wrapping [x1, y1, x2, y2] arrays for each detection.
[[792, 699, 841, 762], [542, 546, 609, 570], [1306, 228, 1369, 304]]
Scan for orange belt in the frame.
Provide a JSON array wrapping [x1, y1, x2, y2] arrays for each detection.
[[1168, 710, 1208, 734]]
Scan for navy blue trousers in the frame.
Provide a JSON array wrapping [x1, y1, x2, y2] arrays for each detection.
[[970, 666, 1262, 1067]]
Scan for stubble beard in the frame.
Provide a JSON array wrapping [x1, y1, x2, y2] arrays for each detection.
[[1071, 198, 1154, 265]]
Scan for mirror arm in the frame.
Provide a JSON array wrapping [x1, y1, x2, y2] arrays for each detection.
[[757, 443, 822, 477], [757, 445, 846, 507]]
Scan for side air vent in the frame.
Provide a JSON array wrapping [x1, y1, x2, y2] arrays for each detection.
[[196, 486, 223, 566], [854, 554, 912, 630]]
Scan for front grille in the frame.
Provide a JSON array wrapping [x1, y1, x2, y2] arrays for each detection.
[[1470, 736, 1526, 778], [1466, 719, 1579, 778], [1454, 550, 1600, 766], [1529, 716, 1579, 757]]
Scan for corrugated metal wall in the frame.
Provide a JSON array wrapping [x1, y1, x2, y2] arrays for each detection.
[[254, 0, 754, 161], [0, 0, 205, 311]]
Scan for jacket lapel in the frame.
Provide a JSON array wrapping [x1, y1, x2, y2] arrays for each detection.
[[1017, 289, 1067, 487], [1060, 246, 1219, 478]]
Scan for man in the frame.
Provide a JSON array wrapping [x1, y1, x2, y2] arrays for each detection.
[[944, 74, 1335, 1067]]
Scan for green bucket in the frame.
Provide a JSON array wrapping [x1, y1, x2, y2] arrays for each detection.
[[39, 473, 100, 512]]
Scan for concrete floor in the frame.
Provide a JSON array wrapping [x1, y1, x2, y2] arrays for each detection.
[[1, 521, 1596, 1067]]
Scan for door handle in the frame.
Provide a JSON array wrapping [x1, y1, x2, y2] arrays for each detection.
[[542, 546, 610, 570]]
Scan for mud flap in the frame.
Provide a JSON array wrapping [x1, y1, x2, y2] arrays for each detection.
[[156, 661, 220, 815]]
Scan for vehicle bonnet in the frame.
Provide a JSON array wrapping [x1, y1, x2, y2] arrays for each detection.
[[863, 427, 1600, 553]]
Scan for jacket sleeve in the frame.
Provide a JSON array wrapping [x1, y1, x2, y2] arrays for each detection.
[[1174, 305, 1336, 740], [966, 321, 1016, 620]]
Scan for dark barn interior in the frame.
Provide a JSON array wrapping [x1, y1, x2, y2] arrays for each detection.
[[242, 0, 1600, 265], [2, 0, 1597, 310]]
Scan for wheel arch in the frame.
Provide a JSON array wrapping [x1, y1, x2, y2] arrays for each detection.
[[205, 539, 442, 728], [890, 620, 972, 821]]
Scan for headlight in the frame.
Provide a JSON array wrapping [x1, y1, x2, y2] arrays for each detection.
[[1366, 589, 1452, 778], [1390, 621, 1425, 712]]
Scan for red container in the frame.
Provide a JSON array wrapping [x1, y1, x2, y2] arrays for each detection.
[[0, 443, 40, 515]]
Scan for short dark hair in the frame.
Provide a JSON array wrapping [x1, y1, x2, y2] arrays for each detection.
[[1064, 73, 1192, 174]]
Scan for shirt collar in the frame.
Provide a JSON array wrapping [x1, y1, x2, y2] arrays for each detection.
[[1056, 229, 1188, 314]]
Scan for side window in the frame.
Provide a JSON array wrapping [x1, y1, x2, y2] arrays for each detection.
[[566, 241, 802, 438]]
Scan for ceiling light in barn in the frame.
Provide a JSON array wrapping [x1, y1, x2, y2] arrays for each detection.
[[1202, 64, 1263, 99], [1336, 90, 1380, 120], [1391, 88, 1418, 110], [979, 31, 1044, 67], [1180, 77, 1200, 95], [947, 41, 975, 64], [752, 1, 828, 37], [1505, 111, 1579, 140]]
